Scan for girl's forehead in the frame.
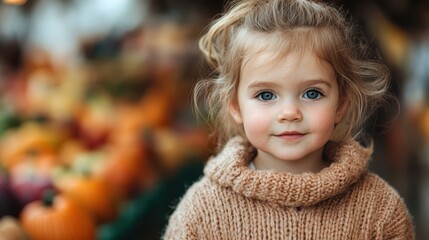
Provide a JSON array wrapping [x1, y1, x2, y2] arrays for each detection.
[[238, 30, 320, 71], [241, 47, 335, 83], [238, 29, 322, 63]]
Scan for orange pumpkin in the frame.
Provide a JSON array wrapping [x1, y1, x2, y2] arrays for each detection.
[[99, 143, 156, 199], [55, 173, 117, 223], [20, 191, 96, 240]]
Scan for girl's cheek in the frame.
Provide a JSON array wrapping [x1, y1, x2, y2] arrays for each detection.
[[310, 109, 337, 132], [244, 111, 272, 132]]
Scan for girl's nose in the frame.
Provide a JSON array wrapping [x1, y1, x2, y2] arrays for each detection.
[[277, 104, 303, 122]]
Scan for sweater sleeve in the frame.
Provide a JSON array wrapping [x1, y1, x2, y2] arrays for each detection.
[[162, 205, 198, 240], [380, 197, 415, 240], [162, 182, 203, 240]]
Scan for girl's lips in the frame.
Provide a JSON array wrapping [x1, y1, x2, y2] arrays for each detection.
[[275, 131, 306, 141]]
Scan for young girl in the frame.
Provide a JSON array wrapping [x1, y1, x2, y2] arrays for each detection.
[[164, 0, 415, 239]]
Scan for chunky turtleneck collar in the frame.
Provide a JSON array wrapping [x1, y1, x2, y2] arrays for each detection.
[[204, 136, 372, 207]]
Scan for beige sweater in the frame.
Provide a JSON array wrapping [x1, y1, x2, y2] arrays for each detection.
[[163, 137, 415, 239]]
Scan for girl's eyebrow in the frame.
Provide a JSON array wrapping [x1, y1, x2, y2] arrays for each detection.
[[301, 79, 333, 88], [247, 81, 279, 89], [247, 79, 333, 89]]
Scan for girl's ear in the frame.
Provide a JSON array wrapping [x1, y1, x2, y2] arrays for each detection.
[[335, 98, 349, 124], [229, 100, 243, 124]]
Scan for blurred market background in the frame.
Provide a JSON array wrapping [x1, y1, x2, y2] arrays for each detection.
[[0, 0, 427, 239]]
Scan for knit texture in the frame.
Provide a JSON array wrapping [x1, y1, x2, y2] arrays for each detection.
[[163, 137, 415, 239]]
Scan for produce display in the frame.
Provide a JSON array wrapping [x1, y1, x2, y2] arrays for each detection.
[[0, 18, 213, 239]]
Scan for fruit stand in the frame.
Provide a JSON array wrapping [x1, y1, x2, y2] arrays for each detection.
[[0, 0, 218, 239]]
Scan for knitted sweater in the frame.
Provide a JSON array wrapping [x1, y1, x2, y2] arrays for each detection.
[[163, 137, 415, 239]]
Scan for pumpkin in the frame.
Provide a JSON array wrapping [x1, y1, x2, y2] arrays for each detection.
[[98, 143, 155, 199], [54, 172, 117, 223], [20, 190, 96, 240]]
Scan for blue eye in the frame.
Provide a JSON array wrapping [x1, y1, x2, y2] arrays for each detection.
[[257, 91, 276, 101], [303, 89, 322, 99]]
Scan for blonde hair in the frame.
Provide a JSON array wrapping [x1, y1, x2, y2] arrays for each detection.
[[194, 0, 390, 146]]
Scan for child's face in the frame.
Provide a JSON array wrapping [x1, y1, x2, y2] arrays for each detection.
[[230, 49, 345, 168]]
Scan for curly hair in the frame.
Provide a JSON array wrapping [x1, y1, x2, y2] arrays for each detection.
[[194, 0, 391, 146]]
